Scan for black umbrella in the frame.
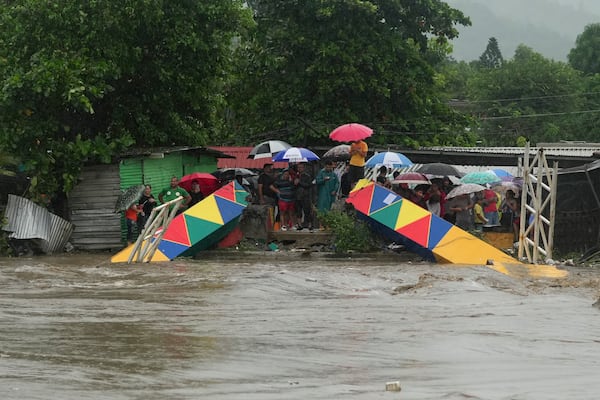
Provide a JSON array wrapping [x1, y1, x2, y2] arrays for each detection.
[[212, 168, 257, 182], [417, 163, 464, 177], [322, 144, 350, 161], [114, 184, 145, 212]]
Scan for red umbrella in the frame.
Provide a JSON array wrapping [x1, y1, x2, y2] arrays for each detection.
[[179, 172, 220, 196], [329, 123, 373, 142]]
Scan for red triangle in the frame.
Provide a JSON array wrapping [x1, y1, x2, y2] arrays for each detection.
[[215, 182, 235, 202], [397, 214, 431, 248], [161, 214, 192, 246], [346, 184, 375, 215]]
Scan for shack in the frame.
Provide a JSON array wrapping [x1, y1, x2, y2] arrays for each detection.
[[68, 146, 233, 251]]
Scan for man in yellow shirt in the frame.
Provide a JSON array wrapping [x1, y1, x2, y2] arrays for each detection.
[[349, 140, 368, 186]]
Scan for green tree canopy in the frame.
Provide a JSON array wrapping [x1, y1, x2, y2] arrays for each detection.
[[468, 45, 584, 145], [227, 0, 473, 148], [479, 37, 504, 69], [568, 23, 600, 76], [0, 1, 252, 202]]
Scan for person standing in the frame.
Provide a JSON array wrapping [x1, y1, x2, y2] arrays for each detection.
[[293, 162, 314, 230], [375, 165, 391, 188], [339, 163, 352, 198], [483, 187, 500, 225], [271, 169, 296, 230], [125, 203, 141, 245], [257, 163, 277, 206], [137, 184, 156, 234], [188, 180, 205, 207], [348, 139, 368, 186], [158, 176, 191, 215], [316, 161, 339, 212], [447, 193, 474, 231]]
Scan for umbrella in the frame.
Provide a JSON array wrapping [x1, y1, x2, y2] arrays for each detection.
[[416, 163, 463, 177], [491, 180, 522, 195], [212, 168, 257, 182], [460, 171, 501, 185], [391, 172, 430, 185], [329, 123, 373, 142], [488, 168, 513, 179], [248, 140, 292, 160], [272, 147, 320, 163], [179, 172, 220, 196], [114, 184, 145, 212], [323, 144, 350, 161], [446, 183, 486, 199], [365, 151, 413, 168]]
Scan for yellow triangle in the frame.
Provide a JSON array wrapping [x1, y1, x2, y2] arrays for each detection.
[[395, 200, 430, 230], [351, 178, 372, 192], [111, 241, 172, 263], [148, 249, 170, 262], [183, 195, 224, 225]]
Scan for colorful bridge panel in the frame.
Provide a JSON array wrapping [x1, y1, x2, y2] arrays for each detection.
[[347, 180, 520, 266], [111, 181, 247, 263]]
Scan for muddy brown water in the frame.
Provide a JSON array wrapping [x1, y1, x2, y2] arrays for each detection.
[[1, 253, 599, 399]]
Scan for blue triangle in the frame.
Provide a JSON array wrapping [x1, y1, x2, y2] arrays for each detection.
[[427, 215, 454, 250], [157, 239, 190, 260], [369, 185, 402, 215], [215, 196, 246, 224]]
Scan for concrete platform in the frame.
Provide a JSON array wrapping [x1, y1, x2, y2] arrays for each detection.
[[267, 230, 333, 248]]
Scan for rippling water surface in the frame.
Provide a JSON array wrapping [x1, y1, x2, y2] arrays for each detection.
[[1, 254, 599, 399]]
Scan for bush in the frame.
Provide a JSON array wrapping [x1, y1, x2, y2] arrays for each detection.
[[318, 208, 376, 253]]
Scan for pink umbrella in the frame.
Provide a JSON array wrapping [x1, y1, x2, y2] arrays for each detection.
[[329, 123, 373, 142]]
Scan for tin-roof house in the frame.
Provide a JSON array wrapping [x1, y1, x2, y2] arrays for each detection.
[[68, 146, 233, 251]]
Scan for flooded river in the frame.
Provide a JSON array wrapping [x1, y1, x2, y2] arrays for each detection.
[[1, 253, 599, 399]]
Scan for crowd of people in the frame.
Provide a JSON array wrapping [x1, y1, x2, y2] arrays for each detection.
[[382, 172, 522, 241], [122, 136, 522, 244]]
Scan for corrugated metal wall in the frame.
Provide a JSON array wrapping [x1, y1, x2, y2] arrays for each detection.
[[68, 152, 220, 250], [69, 164, 122, 250]]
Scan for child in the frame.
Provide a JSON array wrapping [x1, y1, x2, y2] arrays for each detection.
[[125, 203, 141, 245], [473, 197, 488, 231]]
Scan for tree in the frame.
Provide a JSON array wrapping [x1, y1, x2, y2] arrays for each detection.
[[227, 0, 473, 148], [568, 23, 600, 75], [468, 45, 584, 145], [0, 1, 252, 210], [479, 37, 503, 68]]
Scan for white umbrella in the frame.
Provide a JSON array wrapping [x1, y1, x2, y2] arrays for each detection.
[[247, 140, 292, 159], [446, 183, 486, 199]]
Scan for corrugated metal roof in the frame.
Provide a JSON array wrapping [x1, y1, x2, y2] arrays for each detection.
[[3, 195, 73, 254], [426, 145, 600, 158], [209, 147, 288, 169]]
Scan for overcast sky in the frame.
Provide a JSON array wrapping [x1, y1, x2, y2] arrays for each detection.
[[444, 0, 600, 61]]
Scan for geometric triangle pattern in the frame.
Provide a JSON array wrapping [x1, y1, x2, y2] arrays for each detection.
[[111, 181, 248, 263], [346, 181, 520, 266], [369, 184, 402, 215]]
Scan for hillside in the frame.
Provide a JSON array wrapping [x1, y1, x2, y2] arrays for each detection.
[[445, 0, 600, 61]]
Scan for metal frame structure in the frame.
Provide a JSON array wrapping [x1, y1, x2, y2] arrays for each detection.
[[518, 143, 558, 263], [127, 196, 183, 263]]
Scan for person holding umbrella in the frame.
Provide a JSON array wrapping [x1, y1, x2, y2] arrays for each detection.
[[349, 139, 368, 186]]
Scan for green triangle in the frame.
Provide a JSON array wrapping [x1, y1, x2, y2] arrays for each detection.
[[369, 200, 403, 230], [235, 190, 249, 205], [184, 215, 223, 245]]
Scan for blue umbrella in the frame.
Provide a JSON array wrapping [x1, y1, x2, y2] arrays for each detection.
[[365, 151, 413, 168], [272, 147, 320, 163]]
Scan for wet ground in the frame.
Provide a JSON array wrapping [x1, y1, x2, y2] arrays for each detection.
[[1, 252, 599, 399]]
